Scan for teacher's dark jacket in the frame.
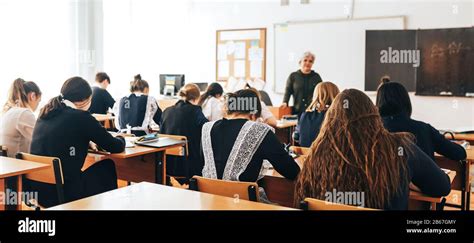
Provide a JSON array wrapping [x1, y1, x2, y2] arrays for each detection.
[[160, 100, 208, 179], [283, 70, 322, 115]]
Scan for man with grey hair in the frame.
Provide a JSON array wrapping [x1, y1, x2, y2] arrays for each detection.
[[281, 51, 323, 116]]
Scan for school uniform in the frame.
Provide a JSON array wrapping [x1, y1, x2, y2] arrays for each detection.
[[201, 96, 223, 121], [294, 110, 326, 147], [386, 142, 451, 210], [0, 107, 36, 157], [113, 92, 162, 136], [88, 86, 115, 114], [160, 100, 208, 179], [30, 104, 125, 207], [199, 119, 300, 182], [382, 114, 466, 161]]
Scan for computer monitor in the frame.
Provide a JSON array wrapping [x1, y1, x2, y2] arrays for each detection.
[[159, 74, 185, 96], [195, 82, 209, 92]]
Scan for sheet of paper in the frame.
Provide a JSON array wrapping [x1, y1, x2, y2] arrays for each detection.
[[217, 44, 228, 60], [234, 42, 246, 59], [250, 60, 262, 78], [234, 60, 246, 77], [218, 60, 229, 77], [249, 47, 264, 61], [226, 41, 235, 55]]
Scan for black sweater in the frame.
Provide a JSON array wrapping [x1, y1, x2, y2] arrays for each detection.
[[283, 70, 322, 115], [382, 114, 466, 161], [160, 100, 208, 177], [198, 118, 300, 182], [89, 86, 115, 114], [30, 107, 125, 202], [389, 142, 452, 210]]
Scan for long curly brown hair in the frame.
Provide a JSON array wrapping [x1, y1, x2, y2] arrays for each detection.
[[294, 89, 413, 209]]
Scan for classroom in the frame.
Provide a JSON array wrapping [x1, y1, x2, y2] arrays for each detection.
[[0, 0, 473, 240]]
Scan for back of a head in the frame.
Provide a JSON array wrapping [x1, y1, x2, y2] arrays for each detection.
[[376, 82, 412, 117], [224, 89, 262, 118], [307, 81, 340, 112], [179, 83, 201, 102], [198, 82, 224, 106], [39, 77, 92, 119], [96, 72, 110, 84], [3, 78, 41, 112], [295, 88, 411, 209], [130, 74, 149, 93]]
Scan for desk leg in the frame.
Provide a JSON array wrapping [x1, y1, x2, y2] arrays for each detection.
[[2, 176, 22, 210], [155, 151, 166, 184]]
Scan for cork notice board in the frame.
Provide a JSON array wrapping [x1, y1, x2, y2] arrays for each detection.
[[216, 28, 266, 82]]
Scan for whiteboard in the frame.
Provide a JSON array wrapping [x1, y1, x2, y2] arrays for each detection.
[[274, 16, 405, 94]]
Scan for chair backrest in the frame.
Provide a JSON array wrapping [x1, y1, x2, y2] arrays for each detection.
[[434, 155, 466, 191], [189, 176, 259, 202], [0, 145, 7, 157], [16, 152, 65, 204], [158, 134, 188, 157], [300, 197, 380, 211]]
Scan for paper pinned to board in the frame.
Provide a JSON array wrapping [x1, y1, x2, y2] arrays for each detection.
[[249, 47, 264, 61], [234, 42, 246, 59], [250, 60, 262, 78], [218, 60, 229, 77], [234, 60, 246, 77], [217, 44, 228, 60], [226, 41, 236, 55]]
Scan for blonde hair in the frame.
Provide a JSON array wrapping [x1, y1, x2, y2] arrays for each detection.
[[3, 78, 41, 113], [178, 83, 200, 102], [306, 82, 340, 112]]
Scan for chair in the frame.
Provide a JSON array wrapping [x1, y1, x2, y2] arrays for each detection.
[[0, 145, 7, 157], [408, 191, 446, 211], [158, 134, 188, 184], [259, 90, 273, 106], [15, 153, 65, 210], [289, 146, 310, 156], [300, 197, 380, 211], [189, 176, 259, 202], [434, 155, 469, 210]]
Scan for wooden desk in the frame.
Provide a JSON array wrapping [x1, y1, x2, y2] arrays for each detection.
[[0, 157, 51, 210], [445, 133, 474, 144], [275, 120, 297, 144], [86, 138, 186, 184], [268, 106, 292, 120], [92, 113, 115, 129], [48, 182, 296, 210]]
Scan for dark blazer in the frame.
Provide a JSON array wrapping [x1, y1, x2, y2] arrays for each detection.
[[283, 70, 322, 115], [382, 114, 466, 161], [30, 107, 125, 205], [160, 100, 208, 178], [294, 110, 326, 147], [89, 86, 115, 114]]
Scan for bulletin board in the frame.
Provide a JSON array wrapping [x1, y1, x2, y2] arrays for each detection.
[[216, 28, 266, 82]]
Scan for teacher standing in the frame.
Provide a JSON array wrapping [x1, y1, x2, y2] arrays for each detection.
[[281, 51, 323, 116]]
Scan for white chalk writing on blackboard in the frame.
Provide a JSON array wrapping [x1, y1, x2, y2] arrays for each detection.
[[430, 42, 472, 58]]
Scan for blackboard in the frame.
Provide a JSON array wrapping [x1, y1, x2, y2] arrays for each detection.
[[416, 27, 474, 97], [365, 30, 417, 91]]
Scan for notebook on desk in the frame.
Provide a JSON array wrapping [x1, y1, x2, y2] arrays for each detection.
[[135, 137, 185, 148]]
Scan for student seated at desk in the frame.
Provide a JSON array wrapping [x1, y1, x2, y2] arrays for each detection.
[[251, 87, 278, 128], [0, 78, 42, 157], [30, 77, 125, 207], [376, 82, 466, 161], [198, 89, 300, 197], [113, 74, 162, 136], [198, 82, 224, 121], [293, 81, 339, 147], [160, 84, 208, 180], [88, 72, 115, 114], [294, 89, 451, 210]]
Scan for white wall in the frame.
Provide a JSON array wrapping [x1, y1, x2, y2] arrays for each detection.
[[186, 0, 474, 130]]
